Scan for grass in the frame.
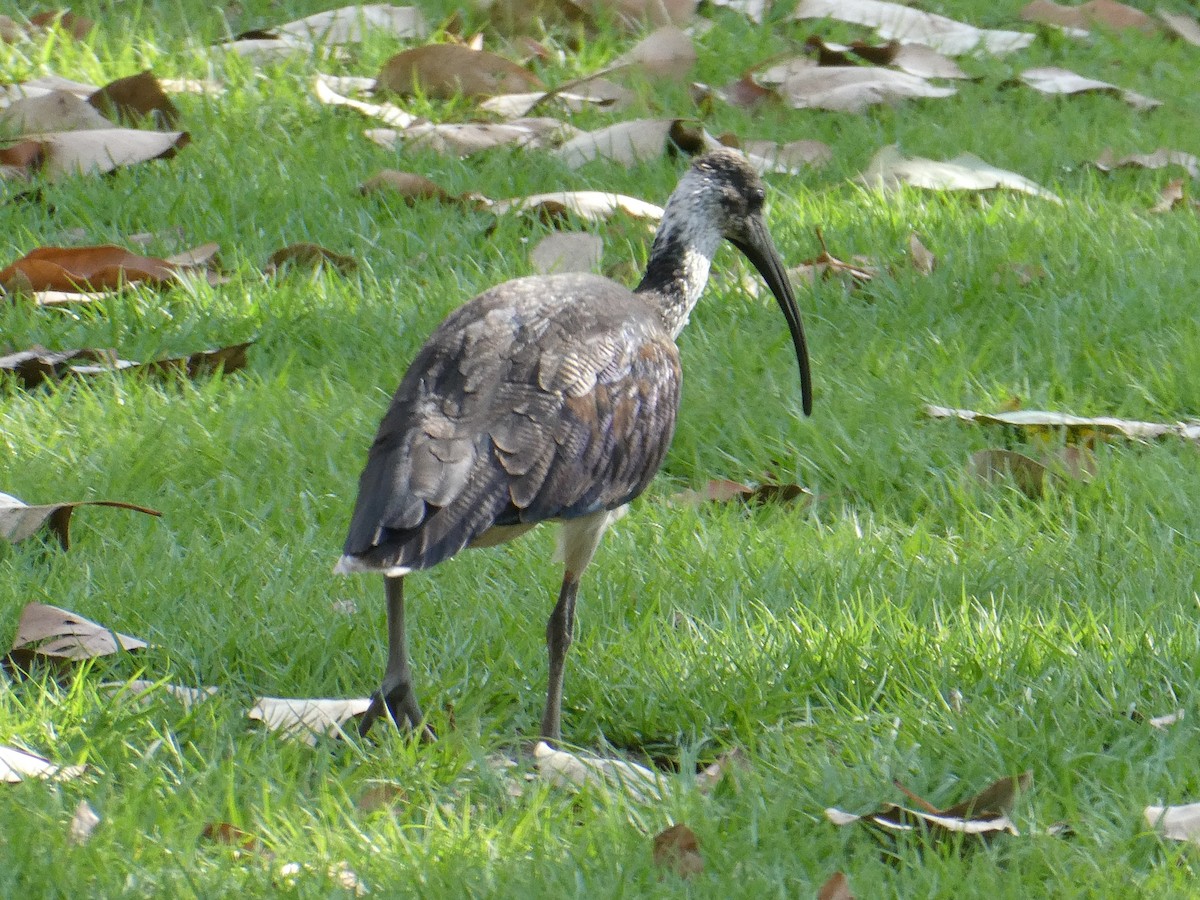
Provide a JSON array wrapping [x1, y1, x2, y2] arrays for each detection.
[[2, 0, 1200, 894]]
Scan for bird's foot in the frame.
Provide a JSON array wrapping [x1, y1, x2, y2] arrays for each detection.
[[359, 688, 436, 742]]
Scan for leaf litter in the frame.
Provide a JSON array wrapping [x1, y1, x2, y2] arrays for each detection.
[[860, 146, 1062, 204], [0, 745, 85, 783], [6, 602, 147, 671], [248, 696, 372, 745], [534, 741, 665, 803], [652, 823, 704, 879], [0, 493, 161, 547]]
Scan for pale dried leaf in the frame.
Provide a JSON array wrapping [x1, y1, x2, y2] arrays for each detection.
[[249, 696, 372, 745], [554, 118, 704, 168], [793, 0, 1034, 55], [818, 871, 854, 900], [1143, 709, 1186, 729], [860, 145, 1062, 204], [1150, 179, 1188, 214], [492, 191, 663, 223], [1019, 67, 1160, 110], [908, 233, 935, 274], [740, 139, 831, 174], [1094, 148, 1200, 179], [1146, 803, 1200, 844], [313, 73, 417, 128], [68, 800, 100, 844], [103, 679, 218, 710], [695, 747, 747, 793], [530, 232, 603, 274], [613, 25, 696, 80], [581, 0, 698, 29], [653, 823, 704, 879], [39, 128, 188, 179], [215, 37, 310, 64], [802, 37, 968, 80], [534, 741, 664, 803], [1159, 8, 1200, 45], [7, 602, 147, 667], [479, 90, 618, 119], [276, 4, 428, 45], [0, 76, 98, 108], [0, 745, 85, 783], [0, 494, 161, 545], [774, 67, 955, 112], [0, 91, 112, 134], [366, 118, 574, 156], [925, 404, 1200, 444], [159, 78, 225, 96]]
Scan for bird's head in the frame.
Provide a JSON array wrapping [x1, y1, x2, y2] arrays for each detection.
[[682, 149, 813, 415]]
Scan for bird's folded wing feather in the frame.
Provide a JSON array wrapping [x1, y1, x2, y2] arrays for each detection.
[[342, 275, 682, 572]]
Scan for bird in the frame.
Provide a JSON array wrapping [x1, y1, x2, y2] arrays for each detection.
[[336, 148, 812, 744]]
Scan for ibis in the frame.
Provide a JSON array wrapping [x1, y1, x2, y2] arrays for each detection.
[[336, 148, 813, 743]]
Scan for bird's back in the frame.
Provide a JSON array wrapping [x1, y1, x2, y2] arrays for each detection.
[[341, 273, 682, 574]]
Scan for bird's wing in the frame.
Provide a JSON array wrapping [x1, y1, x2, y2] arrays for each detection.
[[342, 274, 681, 573]]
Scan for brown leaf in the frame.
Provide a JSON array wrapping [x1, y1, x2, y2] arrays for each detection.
[[791, 228, 877, 286], [613, 25, 696, 80], [202, 822, 268, 855], [248, 696, 372, 745], [1094, 148, 1200, 180], [485, 0, 594, 34], [266, 243, 356, 275], [1159, 8, 1200, 45], [652, 824, 704, 879], [939, 772, 1031, 819], [376, 44, 542, 99], [969, 449, 1049, 498], [908, 233, 936, 274], [530, 232, 603, 274], [0, 140, 46, 180], [1018, 67, 1159, 111], [792, 0, 1034, 55], [88, 71, 180, 127], [0, 343, 251, 386], [673, 478, 812, 507], [357, 782, 407, 814], [358, 169, 483, 207], [29, 11, 95, 39], [1020, 0, 1158, 33], [818, 871, 855, 900], [6, 602, 147, 672], [711, 73, 778, 109], [803, 37, 968, 80], [0, 492, 161, 547], [1, 244, 177, 293], [0, 745, 85, 782], [138, 343, 253, 379], [926, 404, 1200, 445]]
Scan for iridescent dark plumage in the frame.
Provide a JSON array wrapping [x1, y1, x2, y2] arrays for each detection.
[[337, 148, 812, 742]]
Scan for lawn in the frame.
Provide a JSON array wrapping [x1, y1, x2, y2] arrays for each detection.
[[2, 0, 1200, 895]]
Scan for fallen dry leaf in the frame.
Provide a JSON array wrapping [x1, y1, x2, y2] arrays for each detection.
[[248, 696, 372, 745], [530, 232, 603, 274], [365, 117, 574, 156], [1130, 708, 1185, 730], [926, 404, 1200, 445], [860, 146, 1062, 204], [803, 36, 969, 80], [908, 233, 936, 274], [492, 191, 663, 225], [358, 169, 479, 205], [827, 772, 1031, 841], [818, 871, 855, 900], [28, 10, 95, 40], [88, 70, 180, 127], [312, 74, 417, 129], [37, 128, 188, 179], [1021, 0, 1157, 33], [580, 0, 697, 29], [1, 245, 177, 293], [534, 741, 664, 803], [0, 90, 112, 133], [202, 822, 268, 855], [1149, 179, 1194, 214], [790, 227, 878, 287], [767, 65, 956, 112], [613, 25, 696, 80], [266, 243, 356, 275], [0, 343, 251, 386], [695, 747, 748, 794], [0, 745, 85, 783], [673, 478, 813, 507], [0, 493, 161, 548], [0, 140, 45, 180], [653, 824, 704, 879], [554, 118, 705, 169], [969, 449, 1051, 498], [103, 679, 218, 710], [1159, 8, 1200, 45], [1093, 148, 1200, 180], [1018, 67, 1160, 111], [376, 43, 542, 98], [480, 88, 624, 119], [6, 602, 147, 672], [276, 4, 427, 45], [793, 0, 1034, 55], [68, 800, 100, 845], [737, 139, 832, 175], [1146, 803, 1200, 845], [357, 782, 407, 814]]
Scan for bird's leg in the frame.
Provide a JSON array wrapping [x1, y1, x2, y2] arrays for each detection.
[[360, 575, 435, 741], [539, 571, 580, 745]]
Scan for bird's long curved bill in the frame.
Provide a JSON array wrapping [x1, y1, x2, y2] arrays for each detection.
[[732, 220, 813, 416]]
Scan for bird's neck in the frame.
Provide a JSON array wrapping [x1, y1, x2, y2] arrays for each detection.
[[634, 211, 722, 339]]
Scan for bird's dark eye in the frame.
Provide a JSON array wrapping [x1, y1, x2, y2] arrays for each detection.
[[749, 187, 765, 211]]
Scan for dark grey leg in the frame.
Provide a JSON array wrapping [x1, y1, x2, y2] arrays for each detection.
[[359, 575, 435, 741], [539, 572, 580, 744]]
